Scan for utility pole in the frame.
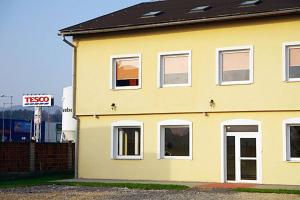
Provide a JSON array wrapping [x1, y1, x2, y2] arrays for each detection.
[[2, 103, 5, 142]]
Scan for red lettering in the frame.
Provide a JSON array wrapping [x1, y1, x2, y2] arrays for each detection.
[[24, 96, 50, 103]]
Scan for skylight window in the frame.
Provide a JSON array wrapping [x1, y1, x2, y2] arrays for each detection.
[[240, 0, 262, 7], [189, 6, 211, 13], [142, 11, 163, 18]]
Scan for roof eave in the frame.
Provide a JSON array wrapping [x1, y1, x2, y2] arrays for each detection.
[[58, 8, 300, 36]]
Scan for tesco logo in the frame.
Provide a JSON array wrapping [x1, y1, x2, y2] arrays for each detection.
[[23, 95, 53, 107], [25, 96, 50, 103]]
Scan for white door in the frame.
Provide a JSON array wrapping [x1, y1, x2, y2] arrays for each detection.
[[226, 132, 261, 183]]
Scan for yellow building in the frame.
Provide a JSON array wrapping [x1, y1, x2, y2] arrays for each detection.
[[60, 0, 300, 185]]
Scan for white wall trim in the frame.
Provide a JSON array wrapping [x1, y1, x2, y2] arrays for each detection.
[[216, 45, 254, 85], [220, 119, 262, 184], [282, 42, 300, 82], [110, 54, 142, 90], [282, 118, 300, 162], [157, 119, 193, 160], [111, 120, 144, 160], [157, 50, 192, 88]]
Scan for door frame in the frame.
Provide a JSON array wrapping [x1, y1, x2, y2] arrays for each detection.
[[220, 119, 262, 184]]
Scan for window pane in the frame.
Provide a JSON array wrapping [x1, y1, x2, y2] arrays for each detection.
[[241, 160, 257, 180], [164, 126, 189, 156], [290, 126, 300, 158], [163, 55, 189, 85], [118, 128, 140, 156], [222, 50, 250, 82], [115, 58, 139, 87], [225, 125, 258, 132], [227, 136, 236, 181], [289, 47, 300, 79], [240, 138, 256, 158]]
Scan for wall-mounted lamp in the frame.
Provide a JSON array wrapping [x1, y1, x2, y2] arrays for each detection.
[[111, 103, 116, 111], [209, 99, 215, 108], [93, 114, 99, 119]]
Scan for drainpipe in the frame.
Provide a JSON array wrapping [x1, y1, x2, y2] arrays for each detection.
[[62, 35, 79, 179]]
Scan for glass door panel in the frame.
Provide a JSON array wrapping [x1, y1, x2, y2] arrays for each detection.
[[240, 138, 257, 181], [226, 136, 235, 181], [226, 133, 259, 183], [241, 160, 257, 180], [240, 138, 256, 157]]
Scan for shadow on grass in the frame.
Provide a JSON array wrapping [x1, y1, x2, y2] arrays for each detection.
[[0, 173, 74, 189]]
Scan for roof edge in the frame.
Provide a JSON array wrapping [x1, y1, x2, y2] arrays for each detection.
[[58, 8, 300, 36]]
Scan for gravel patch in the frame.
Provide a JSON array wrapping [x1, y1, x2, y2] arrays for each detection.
[[0, 185, 300, 200]]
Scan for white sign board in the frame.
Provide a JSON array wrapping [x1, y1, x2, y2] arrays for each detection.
[[23, 95, 53, 107]]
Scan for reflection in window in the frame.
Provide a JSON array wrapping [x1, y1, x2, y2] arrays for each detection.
[[221, 50, 250, 82], [288, 46, 300, 79], [114, 57, 139, 88], [117, 127, 141, 156], [164, 126, 189, 157], [290, 125, 300, 158], [161, 54, 189, 86]]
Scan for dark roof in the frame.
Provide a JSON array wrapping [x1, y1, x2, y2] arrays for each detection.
[[60, 0, 300, 36]]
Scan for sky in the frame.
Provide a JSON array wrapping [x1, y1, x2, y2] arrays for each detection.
[[0, 0, 145, 106]]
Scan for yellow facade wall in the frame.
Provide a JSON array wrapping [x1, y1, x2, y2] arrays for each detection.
[[78, 112, 300, 185], [74, 16, 300, 116], [74, 16, 300, 185]]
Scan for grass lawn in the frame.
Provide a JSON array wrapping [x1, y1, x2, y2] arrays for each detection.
[[0, 174, 73, 188], [0, 175, 189, 190], [55, 181, 189, 190], [234, 188, 300, 195]]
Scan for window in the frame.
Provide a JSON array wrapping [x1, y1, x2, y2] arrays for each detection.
[[158, 51, 192, 87], [240, 0, 262, 7], [111, 120, 143, 160], [142, 11, 163, 18], [189, 6, 211, 13], [157, 120, 192, 160], [217, 46, 253, 85], [283, 118, 300, 162], [110, 54, 141, 89], [283, 42, 300, 82]]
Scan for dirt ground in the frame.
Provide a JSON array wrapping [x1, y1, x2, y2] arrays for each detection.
[[0, 185, 300, 200]]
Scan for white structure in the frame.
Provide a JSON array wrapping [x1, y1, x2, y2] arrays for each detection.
[[62, 86, 77, 142], [45, 122, 62, 143]]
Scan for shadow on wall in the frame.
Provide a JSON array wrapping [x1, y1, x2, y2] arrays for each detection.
[[78, 125, 176, 181]]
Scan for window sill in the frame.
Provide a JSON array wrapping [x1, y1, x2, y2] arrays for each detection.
[[219, 81, 253, 86], [285, 79, 300, 83], [159, 156, 192, 160], [285, 159, 300, 163], [160, 84, 192, 88], [112, 86, 142, 90], [113, 156, 143, 160]]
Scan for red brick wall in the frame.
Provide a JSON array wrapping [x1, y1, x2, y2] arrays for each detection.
[[35, 143, 74, 172], [0, 143, 30, 172], [0, 143, 74, 173]]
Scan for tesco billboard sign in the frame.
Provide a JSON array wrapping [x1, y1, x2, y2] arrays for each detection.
[[23, 95, 54, 107]]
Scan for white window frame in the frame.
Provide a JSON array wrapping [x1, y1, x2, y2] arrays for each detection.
[[110, 54, 142, 90], [220, 119, 262, 184], [111, 120, 143, 160], [157, 50, 192, 88], [216, 45, 254, 85], [282, 42, 300, 82], [283, 118, 300, 162], [157, 119, 192, 160]]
